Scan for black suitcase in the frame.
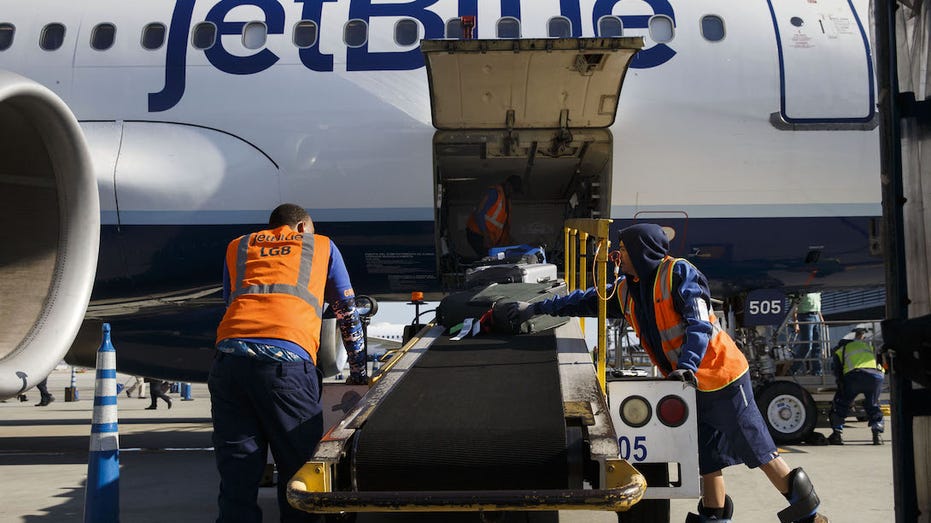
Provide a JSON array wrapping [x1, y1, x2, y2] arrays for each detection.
[[437, 281, 569, 335]]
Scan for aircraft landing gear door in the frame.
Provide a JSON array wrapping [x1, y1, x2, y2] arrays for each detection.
[[420, 38, 642, 283], [767, 0, 875, 128]]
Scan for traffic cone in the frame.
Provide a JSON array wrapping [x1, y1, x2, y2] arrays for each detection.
[[83, 323, 120, 523], [181, 382, 193, 401]]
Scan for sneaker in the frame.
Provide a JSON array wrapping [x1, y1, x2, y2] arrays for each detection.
[[145, 405, 157, 410], [873, 431, 883, 445], [125, 389, 132, 398], [828, 432, 844, 445]]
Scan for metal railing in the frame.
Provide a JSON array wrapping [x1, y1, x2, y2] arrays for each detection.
[[564, 218, 613, 394]]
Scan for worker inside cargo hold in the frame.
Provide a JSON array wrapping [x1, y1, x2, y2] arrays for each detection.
[[466, 174, 522, 257]]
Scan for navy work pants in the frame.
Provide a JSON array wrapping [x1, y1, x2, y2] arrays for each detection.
[[208, 353, 323, 523], [829, 369, 885, 433], [790, 312, 823, 375]]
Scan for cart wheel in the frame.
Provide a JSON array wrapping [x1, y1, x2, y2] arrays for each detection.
[[756, 381, 818, 444]]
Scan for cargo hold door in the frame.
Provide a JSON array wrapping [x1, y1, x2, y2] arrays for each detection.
[[421, 38, 643, 131]]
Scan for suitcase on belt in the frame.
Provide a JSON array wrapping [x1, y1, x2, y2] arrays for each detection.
[[437, 281, 569, 334], [464, 263, 558, 287]]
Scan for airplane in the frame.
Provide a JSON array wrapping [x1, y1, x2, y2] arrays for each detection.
[[0, 0, 882, 399]]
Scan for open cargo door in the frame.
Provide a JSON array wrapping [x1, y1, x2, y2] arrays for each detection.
[[420, 38, 642, 288]]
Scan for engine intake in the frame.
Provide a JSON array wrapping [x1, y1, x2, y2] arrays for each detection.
[[0, 71, 98, 399]]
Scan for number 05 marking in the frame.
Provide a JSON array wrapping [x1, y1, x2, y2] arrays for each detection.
[[618, 435, 648, 461]]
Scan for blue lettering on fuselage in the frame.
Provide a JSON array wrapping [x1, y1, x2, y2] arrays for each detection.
[[148, 0, 677, 112], [592, 0, 676, 69], [205, 0, 286, 74]]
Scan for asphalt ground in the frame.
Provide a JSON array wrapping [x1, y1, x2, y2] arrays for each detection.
[[0, 368, 895, 522]]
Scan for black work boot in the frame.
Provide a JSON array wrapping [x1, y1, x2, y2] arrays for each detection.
[[872, 431, 883, 445], [827, 431, 843, 445]]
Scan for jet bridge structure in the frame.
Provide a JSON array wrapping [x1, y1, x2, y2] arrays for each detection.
[[873, 1, 931, 521]]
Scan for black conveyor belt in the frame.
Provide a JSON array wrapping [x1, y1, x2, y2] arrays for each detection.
[[352, 331, 568, 491]]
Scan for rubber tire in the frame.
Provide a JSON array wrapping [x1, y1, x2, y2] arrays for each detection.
[[755, 381, 818, 444], [617, 463, 671, 523]]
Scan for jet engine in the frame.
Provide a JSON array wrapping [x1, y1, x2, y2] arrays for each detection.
[[0, 71, 98, 399]]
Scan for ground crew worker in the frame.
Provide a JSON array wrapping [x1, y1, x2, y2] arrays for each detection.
[[466, 175, 522, 257], [210, 203, 366, 523], [34, 377, 54, 406], [501, 223, 828, 523], [828, 326, 885, 446], [790, 292, 825, 376]]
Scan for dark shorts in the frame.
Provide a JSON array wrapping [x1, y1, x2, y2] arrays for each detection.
[[696, 371, 779, 475]]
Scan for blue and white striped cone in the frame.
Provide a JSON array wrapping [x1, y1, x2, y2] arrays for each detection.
[[180, 382, 193, 401], [84, 323, 120, 523]]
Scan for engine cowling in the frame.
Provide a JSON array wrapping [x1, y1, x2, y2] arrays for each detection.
[[0, 71, 98, 399]]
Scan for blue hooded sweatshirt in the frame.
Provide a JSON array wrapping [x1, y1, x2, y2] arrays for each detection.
[[535, 223, 714, 374]]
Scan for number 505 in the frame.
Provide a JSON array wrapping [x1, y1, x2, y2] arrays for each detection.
[[748, 300, 782, 314]]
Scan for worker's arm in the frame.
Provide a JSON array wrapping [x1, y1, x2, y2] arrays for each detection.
[[474, 187, 498, 235], [831, 349, 844, 384], [324, 241, 366, 382], [671, 261, 715, 373], [222, 262, 231, 306], [532, 283, 625, 318]]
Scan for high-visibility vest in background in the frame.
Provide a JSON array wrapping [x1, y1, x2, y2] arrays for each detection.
[[836, 340, 883, 374], [467, 184, 509, 246], [618, 257, 749, 392], [216, 225, 331, 363]]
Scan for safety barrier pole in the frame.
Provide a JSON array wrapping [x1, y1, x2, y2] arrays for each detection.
[[181, 382, 193, 401], [65, 366, 79, 402], [579, 231, 588, 334], [84, 323, 119, 523], [564, 219, 613, 396]]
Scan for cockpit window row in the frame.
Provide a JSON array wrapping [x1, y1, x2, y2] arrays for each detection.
[[0, 15, 727, 53]]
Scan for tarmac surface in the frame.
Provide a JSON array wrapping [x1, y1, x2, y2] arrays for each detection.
[[0, 367, 895, 522]]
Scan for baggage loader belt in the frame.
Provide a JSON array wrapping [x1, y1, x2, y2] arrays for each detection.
[[351, 332, 567, 491]]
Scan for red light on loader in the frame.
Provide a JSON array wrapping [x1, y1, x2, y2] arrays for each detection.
[[657, 395, 688, 427]]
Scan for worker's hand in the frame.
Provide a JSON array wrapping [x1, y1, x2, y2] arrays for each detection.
[[666, 369, 698, 389], [345, 373, 369, 386], [502, 301, 536, 325]]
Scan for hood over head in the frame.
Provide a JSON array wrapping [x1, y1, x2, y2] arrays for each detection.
[[619, 223, 669, 278]]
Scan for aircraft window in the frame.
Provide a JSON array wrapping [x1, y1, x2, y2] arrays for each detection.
[[91, 23, 116, 51], [548, 17, 572, 38], [293, 20, 318, 48], [40, 23, 66, 51], [497, 17, 520, 39], [242, 21, 266, 50], [445, 18, 461, 39], [0, 24, 13, 51], [192, 22, 216, 50], [395, 18, 419, 46], [597, 16, 623, 38], [142, 23, 166, 50], [344, 19, 367, 48], [701, 15, 725, 42], [649, 15, 674, 43]]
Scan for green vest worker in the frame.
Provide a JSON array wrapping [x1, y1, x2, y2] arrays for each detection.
[[828, 326, 885, 445]]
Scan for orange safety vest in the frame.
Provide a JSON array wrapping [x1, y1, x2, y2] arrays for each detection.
[[216, 225, 331, 364], [467, 184, 509, 246], [618, 256, 748, 392]]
